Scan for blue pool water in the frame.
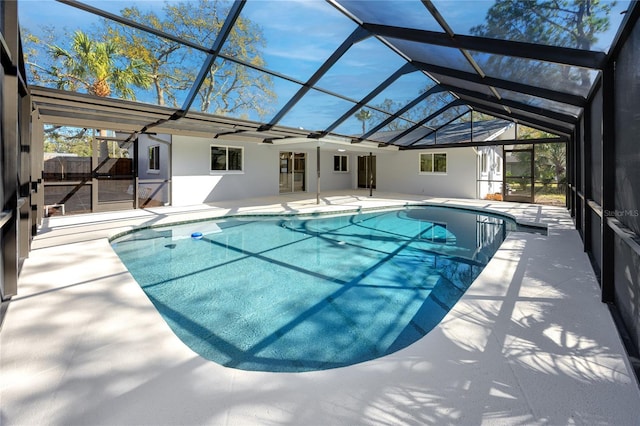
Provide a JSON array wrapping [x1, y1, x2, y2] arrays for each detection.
[[111, 206, 513, 372]]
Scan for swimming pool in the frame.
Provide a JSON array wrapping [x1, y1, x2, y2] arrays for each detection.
[[111, 206, 514, 372]]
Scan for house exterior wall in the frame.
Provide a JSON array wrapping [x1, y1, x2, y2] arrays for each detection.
[[171, 136, 484, 204], [376, 148, 477, 199], [172, 135, 278, 205]]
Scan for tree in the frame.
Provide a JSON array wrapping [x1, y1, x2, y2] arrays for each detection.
[[470, 0, 614, 90], [36, 30, 151, 99], [354, 108, 372, 133], [104, 0, 275, 117]]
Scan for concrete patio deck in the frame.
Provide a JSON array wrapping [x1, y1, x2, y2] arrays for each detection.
[[2, 191, 639, 425]]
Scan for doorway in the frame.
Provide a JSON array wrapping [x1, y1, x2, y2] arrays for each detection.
[[503, 146, 534, 203], [93, 137, 135, 211], [357, 155, 376, 189], [279, 152, 306, 193]]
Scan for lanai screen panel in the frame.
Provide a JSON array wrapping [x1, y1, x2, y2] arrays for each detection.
[[21, 0, 634, 148]]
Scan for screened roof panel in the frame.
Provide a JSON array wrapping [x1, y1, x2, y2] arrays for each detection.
[[496, 89, 583, 118], [365, 70, 437, 113], [395, 91, 457, 124], [315, 36, 407, 101], [428, 72, 495, 97], [423, 104, 470, 129], [468, 50, 598, 98], [22, 0, 636, 148], [237, 0, 357, 82], [431, 0, 632, 53], [384, 38, 476, 73], [277, 88, 355, 132], [187, 59, 299, 122], [335, 0, 443, 32], [408, 132, 436, 147], [435, 120, 473, 145], [82, 0, 230, 48]]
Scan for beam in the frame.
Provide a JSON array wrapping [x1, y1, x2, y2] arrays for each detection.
[[363, 23, 607, 70], [413, 61, 587, 107]]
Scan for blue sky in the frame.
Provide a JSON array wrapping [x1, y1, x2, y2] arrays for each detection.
[[18, 0, 630, 135]]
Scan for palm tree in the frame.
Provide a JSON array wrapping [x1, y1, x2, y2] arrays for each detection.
[[355, 108, 372, 134], [48, 30, 151, 99]]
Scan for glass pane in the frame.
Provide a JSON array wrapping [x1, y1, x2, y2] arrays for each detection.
[[432, 0, 631, 53], [211, 147, 227, 170], [238, 0, 357, 82], [420, 154, 433, 173], [434, 153, 447, 172], [228, 148, 242, 171]]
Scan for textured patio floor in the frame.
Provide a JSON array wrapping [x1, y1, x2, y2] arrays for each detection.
[[2, 191, 639, 425]]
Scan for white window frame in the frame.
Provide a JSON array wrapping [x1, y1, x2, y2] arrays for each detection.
[[210, 145, 244, 173], [333, 154, 349, 173], [419, 152, 447, 174], [148, 145, 160, 174], [480, 151, 488, 175]]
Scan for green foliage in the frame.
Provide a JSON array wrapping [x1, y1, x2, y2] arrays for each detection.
[[354, 108, 372, 133], [31, 30, 151, 99], [43, 126, 92, 156], [23, 0, 275, 117], [470, 0, 614, 90]]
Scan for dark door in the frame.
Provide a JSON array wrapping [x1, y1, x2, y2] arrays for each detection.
[[357, 155, 376, 189]]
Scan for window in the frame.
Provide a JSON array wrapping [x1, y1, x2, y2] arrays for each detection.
[[148, 145, 160, 171], [480, 151, 488, 174], [419, 153, 447, 174], [333, 155, 348, 172], [211, 145, 243, 172]]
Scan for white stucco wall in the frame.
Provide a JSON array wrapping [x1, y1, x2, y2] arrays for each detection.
[[172, 135, 278, 205], [171, 137, 357, 205], [376, 148, 478, 199], [171, 136, 486, 204]]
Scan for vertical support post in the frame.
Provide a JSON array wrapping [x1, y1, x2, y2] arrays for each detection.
[[134, 137, 139, 209], [582, 108, 592, 253], [601, 61, 615, 303], [368, 152, 373, 197], [316, 145, 320, 205]]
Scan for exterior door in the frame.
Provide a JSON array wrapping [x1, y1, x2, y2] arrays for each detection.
[[279, 152, 306, 193], [503, 147, 534, 203], [357, 155, 376, 189], [93, 138, 135, 211]]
